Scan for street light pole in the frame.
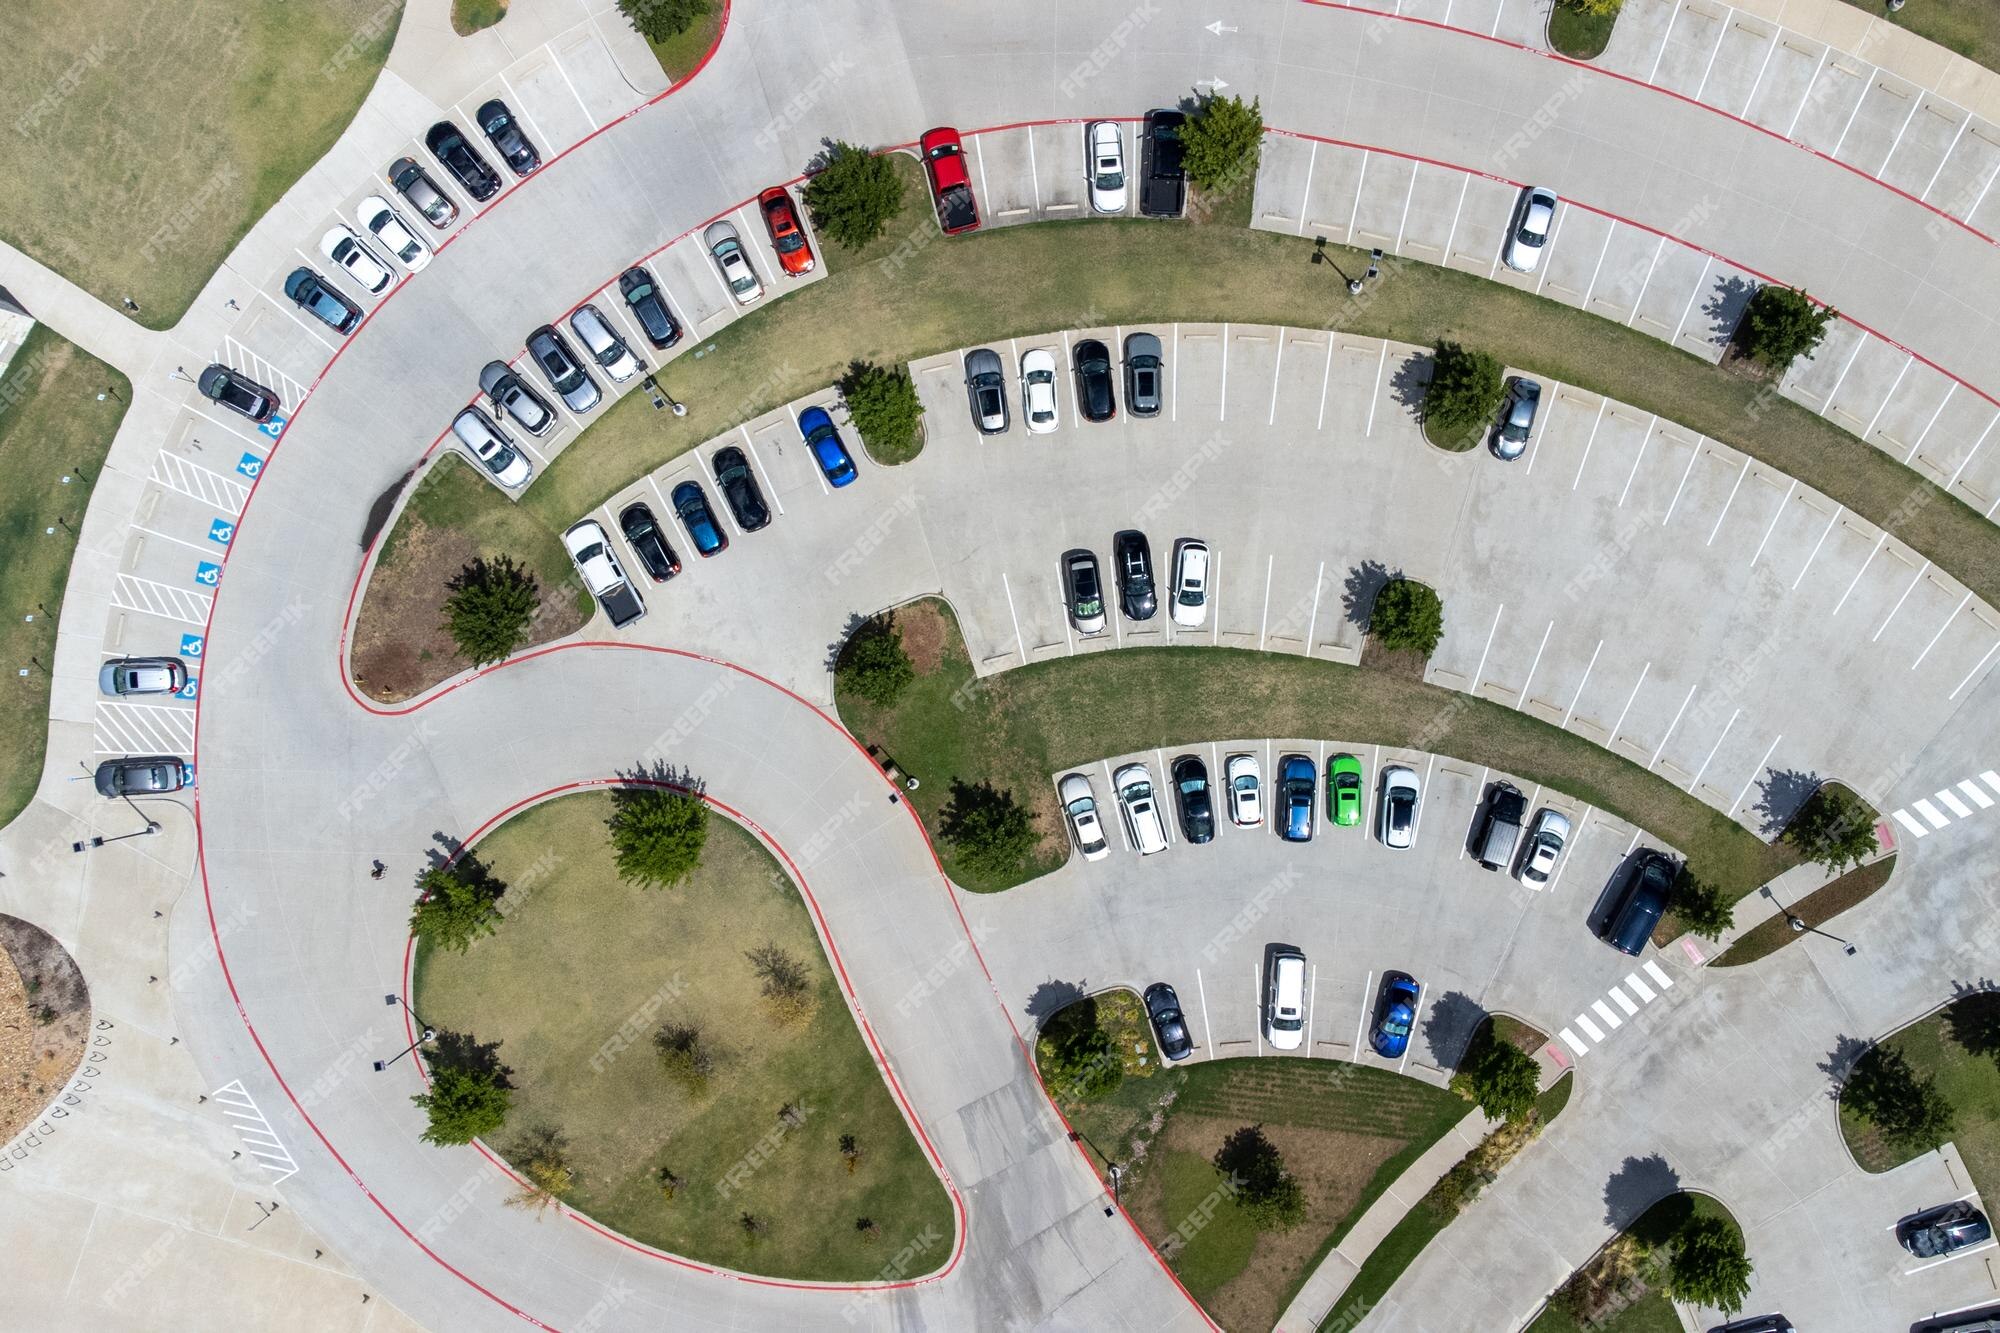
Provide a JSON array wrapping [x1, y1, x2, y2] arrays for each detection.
[[374, 994, 437, 1070], [1762, 884, 1858, 955]]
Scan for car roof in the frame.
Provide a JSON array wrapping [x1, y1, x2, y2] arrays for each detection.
[[1125, 332, 1162, 357], [799, 405, 833, 430], [966, 348, 1001, 373]]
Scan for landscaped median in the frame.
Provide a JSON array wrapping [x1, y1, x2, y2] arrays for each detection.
[[1839, 988, 2000, 1206], [1528, 1191, 1752, 1331]]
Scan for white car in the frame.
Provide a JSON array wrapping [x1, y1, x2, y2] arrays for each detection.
[[1225, 753, 1263, 826], [1516, 808, 1572, 889], [704, 220, 763, 305], [1086, 120, 1127, 214], [356, 196, 430, 272], [320, 225, 391, 293], [1266, 949, 1306, 1051], [1021, 348, 1060, 434], [562, 519, 628, 597], [1502, 186, 1558, 273], [450, 406, 531, 488], [1059, 773, 1110, 862], [1113, 762, 1169, 856], [1171, 539, 1210, 629], [1380, 765, 1421, 851]]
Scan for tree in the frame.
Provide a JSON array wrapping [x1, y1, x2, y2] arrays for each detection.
[[607, 784, 709, 888], [412, 1065, 511, 1146], [409, 863, 505, 953], [1844, 1045, 1955, 1150], [838, 615, 916, 706], [1424, 339, 1505, 442], [1213, 1126, 1307, 1230], [506, 1126, 575, 1213], [1369, 578, 1445, 657], [1453, 1030, 1541, 1124], [1782, 785, 1878, 876], [616, 0, 709, 43], [1738, 285, 1836, 370], [1664, 1215, 1753, 1314], [1038, 999, 1123, 1101], [838, 361, 924, 463], [1670, 868, 1734, 940], [746, 943, 819, 1024], [655, 1022, 718, 1095], [803, 141, 905, 249], [443, 555, 540, 666], [1182, 94, 1265, 194], [940, 778, 1038, 878]]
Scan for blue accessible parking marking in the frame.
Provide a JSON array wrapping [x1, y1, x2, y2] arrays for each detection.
[[208, 518, 235, 545], [179, 633, 204, 658], [236, 451, 264, 480], [194, 561, 221, 588], [257, 413, 287, 440], [176, 676, 199, 701]]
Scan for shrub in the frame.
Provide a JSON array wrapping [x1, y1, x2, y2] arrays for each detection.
[[1038, 999, 1123, 1102], [838, 615, 916, 707], [1845, 1045, 1955, 1151], [1561, 0, 1623, 15], [412, 1065, 511, 1146], [839, 361, 924, 463], [1182, 94, 1265, 194], [655, 1022, 718, 1096], [940, 778, 1038, 877], [803, 141, 905, 250], [507, 1126, 575, 1213], [1665, 1214, 1753, 1314], [746, 943, 819, 1025], [1738, 285, 1836, 370], [1213, 1125, 1306, 1230], [409, 863, 504, 953], [1782, 785, 1879, 876], [1369, 578, 1445, 657], [606, 784, 708, 889], [1670, 867, 1734, 940], [443, 555, 540, 666], [617, 0, 709, 43], [1423, 339, 1505, 442]]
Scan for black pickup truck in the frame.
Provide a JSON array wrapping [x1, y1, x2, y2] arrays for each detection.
[[1140, 109, 1187, 218]]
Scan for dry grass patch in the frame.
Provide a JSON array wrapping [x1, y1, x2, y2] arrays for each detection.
[[0, 916, 90, 1145]]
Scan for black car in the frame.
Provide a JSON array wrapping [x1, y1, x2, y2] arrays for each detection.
[[424, 121, 501, 201], [1605, 850, 1676, 955], [1143, 982, 1193, 1061], [619, 502, 682, 582], [1172, 755, 1214, 844], [1140, 109, 1188, 218], [282, 267, 360, 333], [1901, 1201, 1993, 1258], [197, 364, 278, 422], [619, 266, 682, 349], [1113, 530, 1156, 620], [1712, 1318, 1794, 1333], [1074, 338, 1116, 422], [1124, 332, 1164, 417], [388, 156, 458, 228], [94, 755, 187, 798], [712, 446, 770, 531], [477, 99, 540, 176]]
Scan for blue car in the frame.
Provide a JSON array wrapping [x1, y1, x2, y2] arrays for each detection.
[[1279, 753, 1315, 843], [671, 480, 728, 557], [800, 405, 856, 487], [283, 266, 360, 333], [1370, 975, 1421, 1058]]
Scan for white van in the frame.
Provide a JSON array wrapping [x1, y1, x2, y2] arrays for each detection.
[[1113, 762, 1168, 856], [1266, 949, 1306, 1051]]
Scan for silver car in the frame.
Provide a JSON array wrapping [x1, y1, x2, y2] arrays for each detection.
[[525, 324, 601, 413], [1502, 186, 1558, 273], [99, 656, 187, 696], [704, 220, 763, 305], [1492, 378, 1540, 461], [568, 303, 642, 383], [479, 360, 555, 437], [94, 755, 187, 798], [1516, 809, 1571, 888], [965, 348, 1008, 434], [1059, 773, 1110, 862], [451, 406, 531, 488]]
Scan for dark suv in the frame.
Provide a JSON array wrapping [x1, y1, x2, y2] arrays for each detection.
[[476, 99, 540, 176], [1074, 339, 1116, 422], [619, 502, 681, 582], [619, 267, 682, 348], [1113, 530, 1156, 620], [1172, 755, 1214, 844], [425, 121, 501, 201], [1124, 332, 1164, 417], [1605, 851, 1676, 955], [712, 447, 770, 531]]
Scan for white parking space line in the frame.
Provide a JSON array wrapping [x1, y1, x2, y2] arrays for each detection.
[[735, 207, 779, 288], [784, 405, 829, 496], [1671, 256, 1713, 342], [1785, 49, 1833, 140], [1573, 400, 1607, 491], [1470, 603, 1504, 688], [1196, 968, 1213, 1058], [1864, 357, 1915, 441], [1266, 335, 1284, 425], [1792, 506, 1844, 590], [131, 524, 217, 555], [700, 451, 746, 536], [1828, 66, 1878, 160], [1560, 1026, 1589, 1056], [1624, 972, 1655, 1003], [1950, 640, 2000, 700], [1922, 117, 1973, 201], [1580, 223, 1616, 308], [736, 426, 785, 516], [1832, 533, 1889, 616], [1649, 684, 1698, 767], [1354, 970, 1373, 1055], [1296, 141, 1318, 234], [1872, 561, 1929, 641], [1348, 151, 1370, 237], [1820, 336, 1869, 419], [1398, 982, 1426, 1075], [1563, 640, 1602, 730], [1366, 342, 1387, 436], [1608, 985, 1640, 1017], [1461, 767, 1488, 860], [1959, 779, 1995, 809], [1906, 384, 1956, 464], [1442, 174, 1470, 260], [1661, 437, 1703, 524], [1306, 561, 1325, 651], [1523, 381, 1560, 474], [1518, 621, 1554, 706], [1751, 479, 1797, 566], [1413, 753, 1435, 844], [1645, 0, 1682, 83], [1643, 959, 1675, 989], [1101, 760, 1134, 852], [1305, 964, 1318, 1053], [1155, 748, 1175, 844], [496, 73, 556, 168], [152, 452, 250, 514], [1001, 574, 1026, 661], [548, 44, 598, 130], [1258, 556, 1273, 649], [112, 575, 213, 626], [1535, 204, 1567, 295], [1743, 27, 1782, 119], [1915, 799, 1950, 829], [1688, 708, 1739, 791], [1591, 998, 1622, 1030], [1730, 735, 1781, 816], [1693, 8, 1732, 100], [1025, 128, 1042, 211], [1253, 963, 1263, 1058], [1892, 808, 1932, 839], [1365, 744, 1381, 833], [180, 404, 269, 449], [1058, 590, 1074, 656], [1574, 1012, 1605, 1043], [1905, 1238, 1999, 1275], [1170, 322, 1178, 422], [1218, 323, 1229, 421], [1611, 663, 1651, 741], [1549, 808, 1589, 893], [1394, 167, 1419, 253], [1315, 335, 1335, 430], [1705, 457, 1750, 544], [253, 295, 338, 356], [1983, 771, 2000, 797]]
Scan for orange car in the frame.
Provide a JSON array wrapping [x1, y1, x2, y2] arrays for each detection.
[[758, 186, 815, 276]]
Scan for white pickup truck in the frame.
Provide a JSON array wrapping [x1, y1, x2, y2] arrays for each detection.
[[561, 520, 645, 628]]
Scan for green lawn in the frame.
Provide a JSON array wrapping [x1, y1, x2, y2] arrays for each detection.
[[1527, 1193, 1739, 1332], [1841, 993, 2000, 1204], [1835, 0, 2000, 73], [413, 792, 954, 1278], [1712, 855, 1897, 967], [451, 0, 507, 35], [837, 600, 1797, 905], [1549, 1, 1619, 59], [0, 328, 128, 830], [1, 1, 401, 328], [639, 3, 726, 81]]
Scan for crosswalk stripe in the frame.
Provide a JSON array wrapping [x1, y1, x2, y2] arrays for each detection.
[[1643, 959, 1674, 989], [1892, 808, 1931, 838], [1960, 780, 1995, 809], [1983, 771, 2000, 798], [1938, 789, 1972, 818], [1609, 986, 1640, 1016], [1915, 799, 1950, 829], [1560, 1027, 1588, 1056], [1624, 972, 1655, 1003], [1591, 999, 1622, 1029], [1574, 1013, 1605, 1042]]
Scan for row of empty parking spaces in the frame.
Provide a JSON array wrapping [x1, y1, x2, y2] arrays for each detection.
[[1600, 0, 2000, 236], [445, 27, 638, 174], [964, 122, 1147, 226]]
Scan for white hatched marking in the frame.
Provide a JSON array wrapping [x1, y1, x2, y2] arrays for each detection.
[[1608, 986, 1640, 1016], [1959, 780, 1994, 810], [1624, 972, 1655, 1003], [1591, 999, 1623, 1029], [111, 575, 213, 626], [1891, 808, 1930, 838], [1560, 1027, 1588, 1056], [1914, 798, 1949, 829], [1937, 789, 1972, 819], [151, 452, 250, 514], [95, 702, 196, 755], [1574, 1012, 1605, 1043], [1643, 959, 1674, 989], [208, 1080, 299, 1184]]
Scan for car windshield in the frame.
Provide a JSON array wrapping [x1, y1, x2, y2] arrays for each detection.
[[575, 541, 603, 562], [1178, 585, 1202, 605], [1179, 776, 1204, 794], [1517, 222, 1545, 246], [1233, 775, 1256, 793], [1123, 781, 1151, 803], [1273, 1012, 1301, 1031], [627, 282, 654, 302], [772, 229, 804, 253], [1336, 774, 1359, 791], [1066, 797, 1094, 818], [1095, 168, 1123, 190], [1540, 831, 1565, 855], [1381, 1014, 1410, 1037]]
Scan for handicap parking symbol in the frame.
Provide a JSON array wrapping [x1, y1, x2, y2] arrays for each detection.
[[208, 517, 235, 546], [236, 451, 264, 480], [194, 561, 222, 588], [257, 412, 287, 440], [178, 633, 204, 658], [175, 676, 199, 701]]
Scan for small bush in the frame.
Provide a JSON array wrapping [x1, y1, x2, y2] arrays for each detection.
[[1452, 1027, 1541, 1124], [839, 361, 924, 463], [409, 863, 505, 953], [746, 942, 819, 1026], [606, 784, 709, 889], [1369, 578, 1445, 657], [803, 142, 905, 250], [412, 1065, 511, 1146], [1182, 94, 1265, 194], [1738, 285, 1837, 370], [506, 1126, 575, 1213], [617, 0, 709, 43], [1038, 998, 1124, 1102], [655, 1022, 718, 1096], [443, 555, 540, 666], [1561, 0, 1622, 15], [1423, 340, 1505, 443], [838, 615, 916, 707], [1665, 1214, 1752, 1314]]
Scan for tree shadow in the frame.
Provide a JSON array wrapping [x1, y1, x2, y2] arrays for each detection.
[[1341, 559, 1399, 631], [1602, 1153, 1681, 1233], [1387, 348, 1432, 420], [419, 838, 508, 903], [1030, 983, 1095, 1036], [613, 758, 704, 795], [1945, 981, 2000, 1061], [1705, 274, 1756, 345], [1422, 990, 1489, 1070], [826, 610, 873, 674], [1821, 1033, 1872, 1100], [427, 1029, 514, 1089], [1754, 768, 1823, 838]]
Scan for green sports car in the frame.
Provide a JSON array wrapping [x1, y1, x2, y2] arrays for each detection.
[[1327, 753, 1364, 827]]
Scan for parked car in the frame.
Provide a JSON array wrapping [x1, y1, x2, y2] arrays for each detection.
[[758, 185, 816, 275], [388, 156, 458, 228], [704, 220, 763, 305], [920, 126, 980, 234], [1086, 120, 1127, 213], [99, 657, 187, 697], [476, 99, 540, 175], [671, 479, 728, 556], [1492, 378, 1541, 461], [1474, 782, 1527, 871], [1059, 772, 1110, 863], [1074, 338, 1116, 422], [450, 406, 531, 488], [1503, 186, 1558, 273], [1380, 764, 1420, 850], [964, 348, 1008, 434], [1172, 755, 1214, 844], [424, 121, 501, 201], [1140, 109, 1188, 218], [799, 406, 857, 487], [1327, 752, 1363, 827], [1065, 550, 1106, 635], [1021, 348, 1060, 434], [618, 501, 682, 582], [94, 755, 187, 798], [1371, 974, 1422, 1058], [712, 445, 771, 531], [478, 361, 555, 437], [1113, 530, 1156, 620], [1114, 762, 1168, 855], [1144, 982, 1193, 1061], [1124, 332, 1163, 417], [1278, 753, 1315, 843], [1712, 1317, 1793, 1333], [1517, 809, 1571, 889], [1226, 753, 1263, 826], [1899, 1201, 1992, 1258], [525, 324, 601, 413], [568, 303, 642, 383], [1606, 850, 1675, 955], [618, 266, 682, 348], [1265, 948, 1307, 1051], [1171, 539, 1210, 629], [319, 226, 390, 294], [356, 196, 430, 272], [561, 519, 644, 627], [197, 364, 278, 422], [282, 267, 360, 333]]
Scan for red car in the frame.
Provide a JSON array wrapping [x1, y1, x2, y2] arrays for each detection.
[[758, 185, 815, 276], [919, 126, 980, 235]]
